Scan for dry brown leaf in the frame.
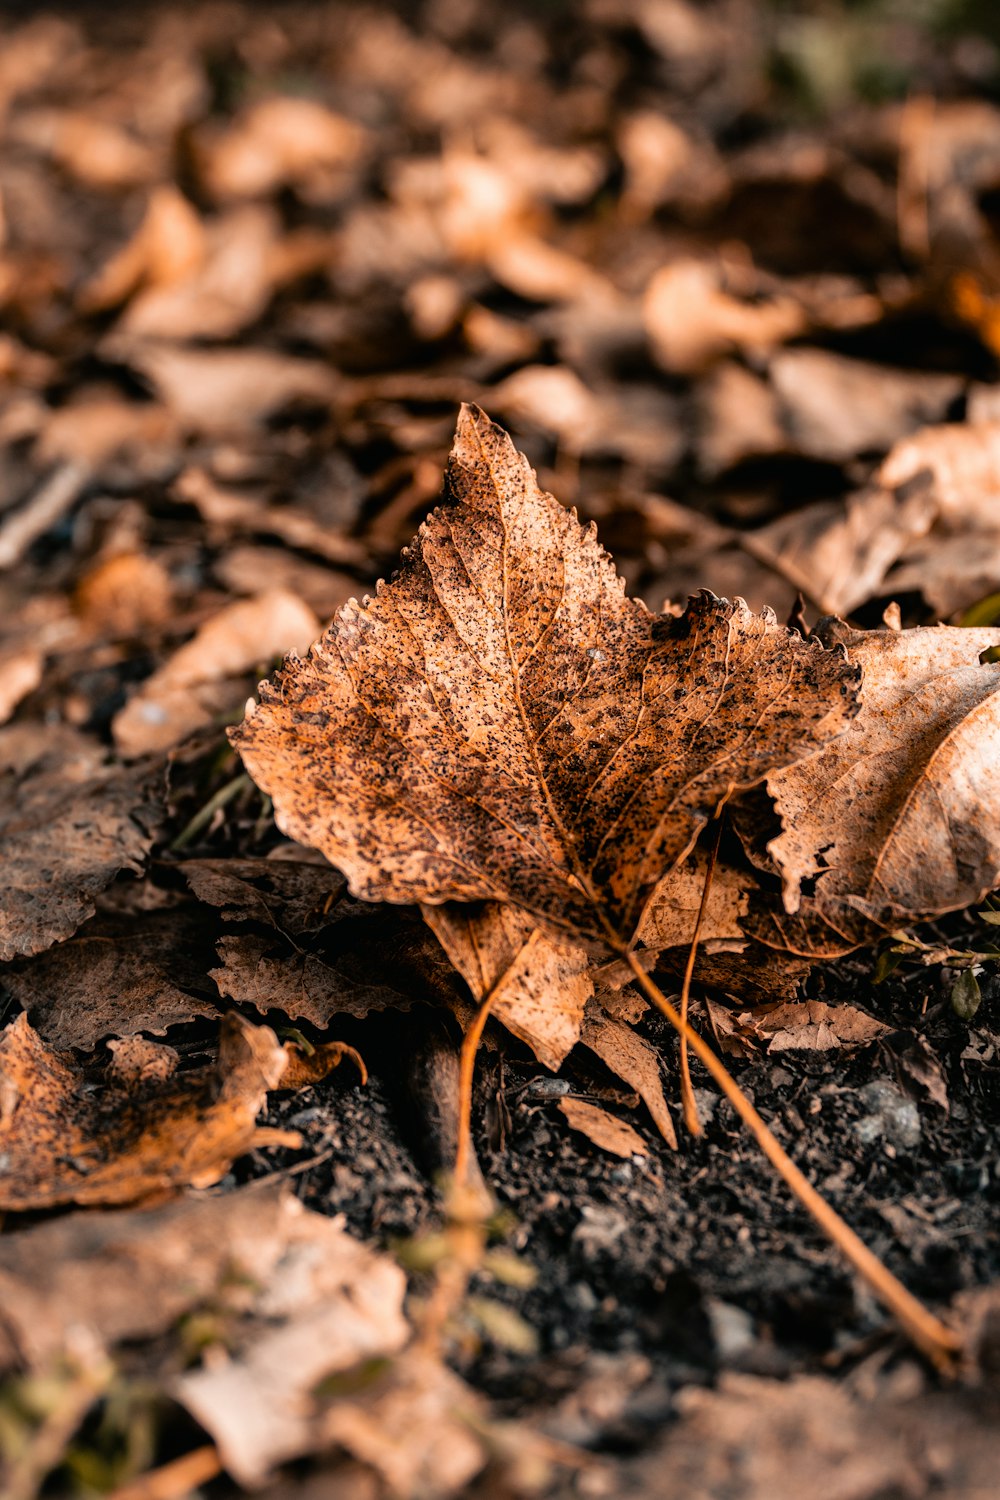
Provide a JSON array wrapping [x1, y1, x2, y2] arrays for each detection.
[[113, 589, 319, 756], [644, 258, 805, 374], [2, 907, 218, 1050], [231, 406, 859, 965], [581, 1001, 677, 1149], [210, 917, 426, 1029], [77, 183, 205, 314], [12, 108, 158, 188], [195, 96, 366, 202], [0, 1012, 288, 1210], [558, 1096, 648, 1159], [175, 467, 367, 569], [749, 619, 1000, 954], [0, 646, 42, 724], [0, 1182, 297, 1372], [176, 1199, 409, 1487], [181, 857, 345, 937], [768, 349, 961, 464], [107, 340, 338, 434], [713, 1000, 890, 1054], [879, 420, 1000, 515], [424, 902, 592, 1071], [320, 1350, 488, 1500], [637, 846, 748, 956], [214, 544, 358, 620], [73, 551, 175, 637], [0, 729, 163, 961]]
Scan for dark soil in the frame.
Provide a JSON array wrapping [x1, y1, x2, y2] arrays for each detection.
[[244, 928, 1000, 1450]]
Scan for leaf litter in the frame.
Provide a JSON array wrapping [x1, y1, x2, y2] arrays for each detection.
[[2, 3, 1000, 1497]]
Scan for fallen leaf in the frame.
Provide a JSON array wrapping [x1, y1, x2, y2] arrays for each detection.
[[113, 589, 319, 756], [713, 1000, 890, 1053], [320, 1350, 488, 1499], [77, 183, 205, 314], [2, 907, 219, 1050], [176, 1196, 409, 1487], [195, 95, 366, 202], [0, 646, 42, 724], [0, 1182, 296, 1372], [0, 1011, 288, 1210], [748, 619, 1000, 954], [231, 406, 859, 963], [424, 902, 592, 1071], [581, 1000, 677, 1148], [175, 466, 367, 569], [558, 1097, 648, 1159], [181, 856, 345, 937], [879, 420, 1000, 516], [106, 340, 338, 434], [0, 728, 163, 961], [72, 551, 175, 637], [644, 257, 805, 374], [768, 348, 961, 464]]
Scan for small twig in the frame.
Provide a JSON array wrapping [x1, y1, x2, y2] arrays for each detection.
[[0, 462, 90, 570], [677, 819, 723, 1137], [169, 773, 251, 851], [5, 1352, 112, 1500], [108, 1445, 221, 1500], [622, 949, 961, 1370], [454, 928, 543, 1188]]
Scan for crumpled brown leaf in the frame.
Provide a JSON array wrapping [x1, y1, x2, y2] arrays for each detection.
[[2, 907, 219, 1050], [747, 618, 1000, 955], [113, 588, 319, 756], [0, 1011, 288, 1210], [0, 727, 163, 962], [231, 406, 859, 964], [711, 1000, 890, 1054], [581, 997, 677, 1148]]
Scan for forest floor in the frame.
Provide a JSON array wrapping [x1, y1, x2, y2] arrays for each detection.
[[2, 2, 1000, 1496]]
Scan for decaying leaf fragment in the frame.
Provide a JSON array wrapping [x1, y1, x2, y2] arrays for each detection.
[[558, 1097, 648, 1159], [749, 619, 1000, 955], [711, 1000, 890, 1055], [0, 1011, 288, 1210], [232, 405, 859, 970], [0, 728, 163, 962]]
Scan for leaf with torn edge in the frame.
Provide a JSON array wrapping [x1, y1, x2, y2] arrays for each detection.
[[581, 997, 678, 1148], [0, 1012, 288, 1210], [558, 1096, 648, 1159], [711, 1000, 890, 1054], [0, 727, 163, 962], [231, 405, 859, 1000], [423, 901, 592, 1071], [746, 619, 1000, 956], [3, 907, 219, 1050]]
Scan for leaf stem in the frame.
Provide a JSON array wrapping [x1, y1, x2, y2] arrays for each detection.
[[678, 820, 723, 1136], [623, 950, 961, 1370]]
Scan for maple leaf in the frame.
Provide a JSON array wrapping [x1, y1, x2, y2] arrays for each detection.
[[231, 405, 859, 961], [745, 618, 1000, 957]]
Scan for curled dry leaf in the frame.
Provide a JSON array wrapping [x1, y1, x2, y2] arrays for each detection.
[[558, 1096, 648, 1160], [231, 406, 859, 965], [113, 588, 319, 756], [0, 728, 163, 962], [0, 1011, 287, 1210], [748, 620, 1000, 955]]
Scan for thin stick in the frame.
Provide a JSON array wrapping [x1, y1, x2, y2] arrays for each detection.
[[169, 773, 250, 852], [454, 928, 543, 1187], [623, 950, 961, 1370], [678, 820, 723, 1136], [108, 1445, 221, 1500]]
